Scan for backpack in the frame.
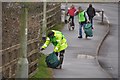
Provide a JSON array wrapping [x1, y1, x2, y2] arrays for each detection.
[[45, 52, 61, 68]]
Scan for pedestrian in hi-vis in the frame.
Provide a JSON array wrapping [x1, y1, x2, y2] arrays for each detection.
[[76, 6, 89, 39], [86, 4, 96, 29], [40, 30, 68, 69]]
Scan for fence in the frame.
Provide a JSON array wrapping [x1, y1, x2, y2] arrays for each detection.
[[1, 2, 61, 78]]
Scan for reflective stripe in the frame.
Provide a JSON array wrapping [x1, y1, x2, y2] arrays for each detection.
[[43, 44, 47, 47], [56, 40, 60, 42], [46, 37, 50, 40], [61, 43, 65, 46], [52, 30, 56, 32], [55, 47, 58, 50]]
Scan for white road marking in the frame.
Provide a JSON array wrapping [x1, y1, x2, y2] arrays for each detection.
[[77, 54, 95, 59]]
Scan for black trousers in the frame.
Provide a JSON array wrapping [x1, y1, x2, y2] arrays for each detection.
[[55, 50, 65, 65], [68, 16, 75, 26]]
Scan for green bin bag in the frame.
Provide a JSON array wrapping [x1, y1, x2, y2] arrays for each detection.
[[45, 52, 60, 68], [84, 23, 93, 37]]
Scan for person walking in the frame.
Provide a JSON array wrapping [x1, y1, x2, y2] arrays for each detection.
[[76, 7, 89, 38], [40, 30, 68, 69], [86, 4, 96, 29], [67, 5, 76, 30]]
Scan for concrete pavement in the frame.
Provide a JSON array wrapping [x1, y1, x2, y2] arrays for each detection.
[[52, 14, 111, 78], [42, 12, 112, 78]]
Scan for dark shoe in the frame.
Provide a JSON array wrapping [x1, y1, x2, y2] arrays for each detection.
[[56, 65, 62, 69], [72, 26, 74, 30], [85, 35, 88, 39], [78, 36, 82, 38], [59, 65, 62, 69], [69, 28, 71, 31], [92, 27, 94, 29]]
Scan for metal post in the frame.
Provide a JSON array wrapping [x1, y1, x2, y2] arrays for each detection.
[[101, 9, 104, 23], [42, 0, 47, 41], [16, 5, 28, 78], [65, 0, 68, 24], [0, 1, 2, 80]]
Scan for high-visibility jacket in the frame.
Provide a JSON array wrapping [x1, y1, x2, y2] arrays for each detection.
[[78, 11, 86, 22], [42, 30, 68, 52]]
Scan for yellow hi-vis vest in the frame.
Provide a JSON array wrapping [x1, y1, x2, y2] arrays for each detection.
[[78, 11, 86, 22], [42, 30, 68, 52]]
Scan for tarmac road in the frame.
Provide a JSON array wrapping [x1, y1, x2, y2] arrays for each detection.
[[94, 3, 118, 78]]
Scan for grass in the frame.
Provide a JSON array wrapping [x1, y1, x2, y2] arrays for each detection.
[[31, 53, 53, 78], [31, 23, 65, 78]]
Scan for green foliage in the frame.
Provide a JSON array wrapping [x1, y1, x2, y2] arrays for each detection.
[[31, 53, 53, 78]]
